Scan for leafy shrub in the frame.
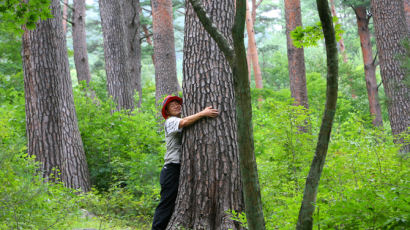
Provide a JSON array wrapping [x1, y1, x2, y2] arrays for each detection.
[[252, 95, 409, 229], [0, 91, 82, 229]]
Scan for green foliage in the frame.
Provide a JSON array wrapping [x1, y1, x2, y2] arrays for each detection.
[[77, 187, 156, 228], [227, 210, 248, 229], [0, 0, 53, 33], [0, 80, 82, 229], [74, 83, 163, 193], [290, 17, 344, 48], [252, 94, 408, 229], [0, 31, 22, 75]]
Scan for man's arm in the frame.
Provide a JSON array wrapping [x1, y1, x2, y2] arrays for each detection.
[[179, 106, 219, 129]]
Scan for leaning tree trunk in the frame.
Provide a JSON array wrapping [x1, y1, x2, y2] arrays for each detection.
[[284, 0, 309, 109], [246, 0, 263, 89], [99, 0, 135, 111], [296, 0, 339, 229], [166, 0, 244, 229], [354, 6, 383, 127], [73, 0, 91, 85], [151, 0, 181, 103], [22, 0, 91, 192], [371, 0, 409, 152], [121, 0, 142, 107]]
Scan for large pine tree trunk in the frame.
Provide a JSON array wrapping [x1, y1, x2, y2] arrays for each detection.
[[284, 0, 309, 109], [73, 0, 91, 85], [99, 0, 135, 111], [121, 0, 142, 107], [371, 0, 409, 152], [166, 0, 244, 229], [296, 0, 338, 228], [22, 0, 90, 192], [246, 0, 263, 88], [354, 6, 383, 127], [151, 0, 181, 103]]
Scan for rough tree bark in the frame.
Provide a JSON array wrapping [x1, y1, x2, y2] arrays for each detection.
[[22, 0, 91, 192], [168, 0, 266, 229], [121, 0, 142, 107], [73, 0, 91, 85], [99, 0, 135, 111], [371, 0, 409, 152], [330, 0, 348, 63], [246, 0, 263, 88], [284, 0, 309, 109], [166, 0, 243, 228], [353, 5, 383, 127], [151, 0, 181, 103], [296, 0, 339, 229]]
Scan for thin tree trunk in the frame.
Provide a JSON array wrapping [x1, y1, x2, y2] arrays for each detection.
[[284, 0, 309, 109], [296, 0, 339, 228], [99, 0, 135, 111], [73, 0, 91, 85], [142, 23, 156, 65], [63, 0, 68, 33], [246, 0, 263, 88], [371, 0, 409, 153], [330, 0, 348, 63], [404, 0, 410, 33], [247, 47, 252, 82], [353, 6, 383, 127], [151, 0, 181, 103], [121, 0, 142, 107], [22, 0, 90, 192]]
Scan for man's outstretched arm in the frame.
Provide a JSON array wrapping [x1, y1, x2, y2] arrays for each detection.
[[179, 106, 219, 129]]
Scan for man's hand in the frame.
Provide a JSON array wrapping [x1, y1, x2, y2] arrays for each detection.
[[201, 106, 219, 118], [179, 106, 219, 129]]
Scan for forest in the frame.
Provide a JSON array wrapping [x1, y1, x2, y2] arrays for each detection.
[[0, 0, 409, 229]]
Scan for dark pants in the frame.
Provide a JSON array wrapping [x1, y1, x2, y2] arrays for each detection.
[[152, 163, 180, 230]]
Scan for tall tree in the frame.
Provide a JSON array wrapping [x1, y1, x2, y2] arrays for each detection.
[[330, 0, 348, 63], [99, 0, 135, 111], [151, 0, 181, 103], [371, 0, 409, 152], [121, 0, 142, 107], [284, 0, 309, 109], [62, 0, 69, 33], [168, 0, 265, 229], [405, 0, 410, 32], [352, 4, 383, 126], [246, 0, 263, 88], [22, 0, 90, 192], [166, 0, 244, 228], [72, 0, 91, 84], [296, 0, 339, 228]]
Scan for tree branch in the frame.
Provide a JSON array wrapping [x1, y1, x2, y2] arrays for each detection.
[[255, 0, 263, 9], [188, 0, 234, 65], [372, 49, 378, 66], [176, 9, 185, 15], [62, 17, 73, 25], [60, 0, 74, 11], [377, 81, 383, 89], [141, 7, 151, 13]]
